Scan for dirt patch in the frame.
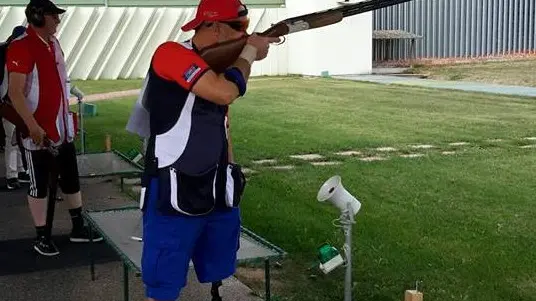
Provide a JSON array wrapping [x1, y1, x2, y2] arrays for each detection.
[[252, 159, 277, 165], [311, 161, 342, 166], [269, 165, 295, 170], [235, 266, 285, 297], [400, 153, 425, 158], [376, 146, 397, 152], [334, 150, 361, 156], [410, 144, 435, 149], [513, 276, 536, 300], [360, 156, 387, 162], [290, 154, 324, 161], [242, 168, 258, 174]]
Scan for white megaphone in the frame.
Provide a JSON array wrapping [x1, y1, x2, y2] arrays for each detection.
[[70, 85, 85, 100], [317, 175, 361, 216]]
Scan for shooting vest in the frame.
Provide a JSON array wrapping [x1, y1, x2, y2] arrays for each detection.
[[140, 41, 246, 216]]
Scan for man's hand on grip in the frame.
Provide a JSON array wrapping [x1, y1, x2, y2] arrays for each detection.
[[247, 34, 281, 61], [29, 123, 46, 146]]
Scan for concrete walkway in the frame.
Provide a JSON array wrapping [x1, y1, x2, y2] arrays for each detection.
[[65, 75, 536, 106], [333, 74, 536, 98], [68, 89, 141, 105]]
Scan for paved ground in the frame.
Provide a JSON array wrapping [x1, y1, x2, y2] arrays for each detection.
[[68, 89, 141, 105], [333, 74, 536, 98], [0, 152, 262, 301]]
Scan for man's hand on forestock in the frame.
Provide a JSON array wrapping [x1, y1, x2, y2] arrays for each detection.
[[246, 34, 281, 61]]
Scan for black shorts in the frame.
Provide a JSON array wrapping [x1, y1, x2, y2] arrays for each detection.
[[25, 142, 80, 198]]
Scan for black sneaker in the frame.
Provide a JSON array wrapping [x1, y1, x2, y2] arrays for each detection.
[[33, 236, 60, 256], [70, 226, 104, 243], [18, 172, 30, 183], [6, 178, 21, 190]]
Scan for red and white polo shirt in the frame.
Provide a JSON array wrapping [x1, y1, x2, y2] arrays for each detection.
[[6, 26, 74, 150]]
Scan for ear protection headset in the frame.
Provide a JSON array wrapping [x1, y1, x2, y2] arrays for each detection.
[[25, 5, 46, 28]]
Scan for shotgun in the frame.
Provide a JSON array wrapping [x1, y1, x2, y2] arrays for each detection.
[[200, 0, 414, 73]]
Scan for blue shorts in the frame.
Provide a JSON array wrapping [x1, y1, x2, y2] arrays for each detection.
[[141, 178, 241, 301]]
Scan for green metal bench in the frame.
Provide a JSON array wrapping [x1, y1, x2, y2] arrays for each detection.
[[83, 207, 286, 301], [76, 150, 143, 191], [76, 151, 285, 300]]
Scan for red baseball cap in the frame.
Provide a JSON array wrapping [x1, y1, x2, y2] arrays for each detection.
[[181, 0, 248, 31]]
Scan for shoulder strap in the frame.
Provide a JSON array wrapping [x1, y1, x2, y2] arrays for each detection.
[[0, 42, 8, 91], [0, 43, 8, 100]]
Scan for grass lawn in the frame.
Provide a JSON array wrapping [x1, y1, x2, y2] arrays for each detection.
[[409, 58, 536, 87], [78, 77, 536, 301]]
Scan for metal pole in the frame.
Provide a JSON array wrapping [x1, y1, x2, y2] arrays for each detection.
[[78, 97, 85, 154], [45, 172, 57, 239], [343, 204, 354, 301], [265, 259, 271, 301], [123, 262, 129, 301], [89, 224, 95, 281], [45, 143, 59, 240]]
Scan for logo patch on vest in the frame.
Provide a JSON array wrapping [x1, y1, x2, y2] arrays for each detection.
[[183, 64, 202, 83]]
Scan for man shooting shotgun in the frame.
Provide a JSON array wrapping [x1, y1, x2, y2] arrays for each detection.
[[125, 0, 414, 300], [200, 0, 414, 73], [126, 0, 279, 300]]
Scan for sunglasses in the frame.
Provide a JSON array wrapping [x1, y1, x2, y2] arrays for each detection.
[[220, 19, 250, 32]]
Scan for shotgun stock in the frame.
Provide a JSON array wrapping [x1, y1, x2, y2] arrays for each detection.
[[199, 0, 414, 73]]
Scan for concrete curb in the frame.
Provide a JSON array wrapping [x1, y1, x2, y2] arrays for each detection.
[[333, 74, 536, 98]]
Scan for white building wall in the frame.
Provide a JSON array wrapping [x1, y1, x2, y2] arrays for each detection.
[[286, 0, 372, 76], [0, 2, 372, 80]]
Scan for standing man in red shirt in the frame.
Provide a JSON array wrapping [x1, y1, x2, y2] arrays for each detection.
[[7, 0, 102, 256]]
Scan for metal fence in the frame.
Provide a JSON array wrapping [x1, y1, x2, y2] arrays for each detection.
[[373, 0, 536, 61]]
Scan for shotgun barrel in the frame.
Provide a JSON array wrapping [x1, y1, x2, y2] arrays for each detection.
[[341, 0, 412, 17], [199, 0, 414, 73]]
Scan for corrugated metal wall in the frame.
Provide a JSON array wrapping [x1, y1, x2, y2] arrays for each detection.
[[373, 0, 536, 61]]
